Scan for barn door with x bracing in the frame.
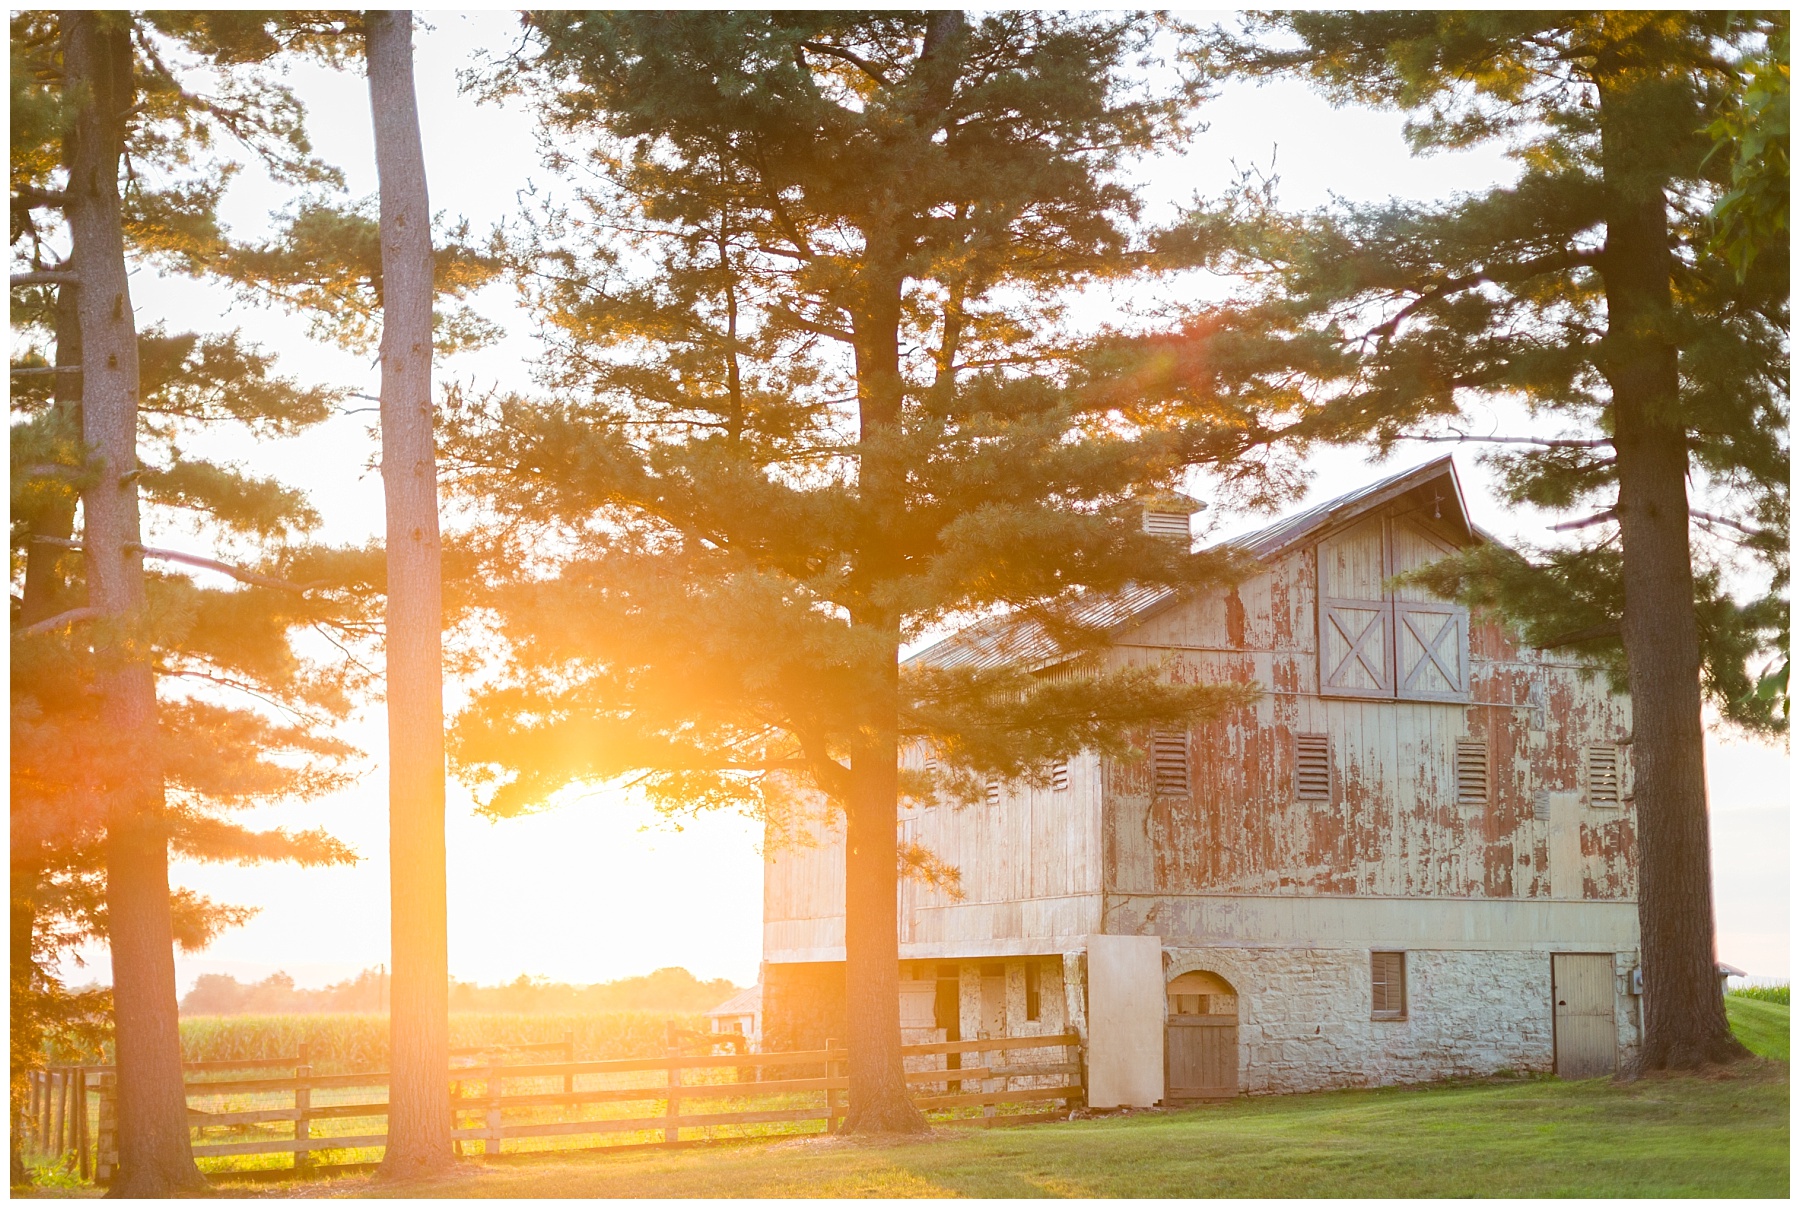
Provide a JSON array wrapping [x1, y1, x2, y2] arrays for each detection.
[[1318, 515, 1394, 698]]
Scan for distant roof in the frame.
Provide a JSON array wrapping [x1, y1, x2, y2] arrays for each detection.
[[907, 457, 1481, 673], [1717, 962, 1749, 979], [705, 984, 762, 1017]]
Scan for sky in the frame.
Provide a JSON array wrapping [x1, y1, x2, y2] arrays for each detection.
[[56, 11, 1789, 995]]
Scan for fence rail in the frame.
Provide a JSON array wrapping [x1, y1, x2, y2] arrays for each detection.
[[24, 1030, 1084, 1184]]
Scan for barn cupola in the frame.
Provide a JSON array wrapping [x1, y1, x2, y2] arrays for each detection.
[[1141, 491, 1204, 541]]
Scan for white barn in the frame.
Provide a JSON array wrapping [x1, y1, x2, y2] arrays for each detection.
[[759, 458, 1641, 1101]]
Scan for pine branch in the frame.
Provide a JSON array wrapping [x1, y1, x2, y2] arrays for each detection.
[[12, 186, 68, 209], [1396, 431, 1610, 449], [797, 41, 890, 86], [13, 606, 101, 638], [1549, 508, 1617, 532], [1538, 621, 1621, 648], [10, 271, 79, 288], [29, 536, 331, 594], [1371, 247, 1602, 342], [1690, 509, 1767, 539]]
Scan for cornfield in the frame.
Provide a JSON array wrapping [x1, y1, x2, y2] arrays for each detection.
[[1727, 984, 1790, 1006], [171, 1012, 707, 1074]]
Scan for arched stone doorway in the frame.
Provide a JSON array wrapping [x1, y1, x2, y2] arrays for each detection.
[[1165, 969, 1239, 1101]]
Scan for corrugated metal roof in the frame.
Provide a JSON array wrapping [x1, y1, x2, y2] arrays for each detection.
[[705, 984, 762, 1017], [906, 457, 1476, 673]]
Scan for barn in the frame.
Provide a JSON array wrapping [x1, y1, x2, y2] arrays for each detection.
[[759, 457, 1641, 1103]]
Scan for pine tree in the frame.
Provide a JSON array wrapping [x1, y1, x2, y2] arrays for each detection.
[[449, 12, 1289, 1130], [10, 12, 376, 1189], [1184, 11, 1788, 1070]]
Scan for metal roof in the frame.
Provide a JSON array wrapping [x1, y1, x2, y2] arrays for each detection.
[[705, 984, 762, 1018], [906, 457, 1477, 673]]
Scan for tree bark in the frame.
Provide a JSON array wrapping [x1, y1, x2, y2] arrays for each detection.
[[366, 10, 455, 1176], [63, 10, 206, 1195], [1596, 48, 1745, 1070], [838, 263, 927, 1134]]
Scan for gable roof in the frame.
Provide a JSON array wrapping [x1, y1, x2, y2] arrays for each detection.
[[1231, 455, 1477, 558], [907, 457, 1481, 673], [705, 984, 762, 1018]]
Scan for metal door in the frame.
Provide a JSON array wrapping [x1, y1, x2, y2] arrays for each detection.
[[1166, 1017, 1237, 1100], [1552, 954, 1617, 1078]]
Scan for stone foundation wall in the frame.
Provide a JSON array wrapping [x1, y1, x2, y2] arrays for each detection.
[[1164, 946, 1640, 1095], [759, 960, 846, 1054]]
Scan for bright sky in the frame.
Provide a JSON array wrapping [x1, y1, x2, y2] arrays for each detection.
[[63, 11, 1787, 995]]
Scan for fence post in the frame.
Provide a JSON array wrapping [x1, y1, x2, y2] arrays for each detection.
[[75, 1068, 90, 1180], [294, 1044, 312, 1176], [93, 1072, 117, 1186], [563, 1032, 575, 1098], [1068, 1036, 1085, 1116], [485, 1067, 504, 1158], [824, 1039, 841, 1134], [663, 1046, 681, 1148], [52, 1069, 67, 1156]]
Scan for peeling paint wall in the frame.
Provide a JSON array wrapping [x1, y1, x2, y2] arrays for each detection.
[[1103, 511, 1636, 906]]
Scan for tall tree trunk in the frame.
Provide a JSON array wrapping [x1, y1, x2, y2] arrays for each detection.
[[10, 277, 84, 1188], [1597, 52, 1745, 1071], [64, 11, 206, 1195], [840, 269, 927, 1134], [366, 10, 454, 1176]]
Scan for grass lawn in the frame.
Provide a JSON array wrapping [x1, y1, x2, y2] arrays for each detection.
[[243, 1060, 1786, 1200], [1727, 995, 1789, 1061]]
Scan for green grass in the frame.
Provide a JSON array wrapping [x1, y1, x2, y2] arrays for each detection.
[[1728, 996, 1790, 1061], [213, 1064, 1787, 1200]]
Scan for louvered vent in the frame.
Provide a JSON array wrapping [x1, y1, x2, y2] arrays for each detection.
[[1455, 738, 1489, 805], [1532, 788, 1551, 822], [1370, 951, 1406, 1018], [1587, 745, 1621, 808], [1151, 730, 1190, 796], [985, 777, 1001, 807], [924, 749, 938, 776], [1051, 760, 1070, 792], [1144, 510, 1192, 539], [1296, 734, 1331, 801]]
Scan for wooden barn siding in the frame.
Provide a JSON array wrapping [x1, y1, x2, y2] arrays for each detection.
[[1102, 534, 1635, 903]]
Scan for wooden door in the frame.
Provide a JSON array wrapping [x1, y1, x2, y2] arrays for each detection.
[[1166, 1018, 1237, 1100], [1552, 954, 1617, 1078]]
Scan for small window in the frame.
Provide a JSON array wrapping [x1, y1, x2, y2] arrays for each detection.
[[1296, 734, 1331, 801], [1171, 993, 1210, 1016], [1455, 737, 1489, 806], [1151, 730, 1190, 796], [1144, 510, 1191, 539], [985, 777, 1001, 807], [1024, 962, 1041, 1022], [1371, 951, 1406, 1019], [1587, 745, 1620, 808], [1051, 760, 1070, 792]]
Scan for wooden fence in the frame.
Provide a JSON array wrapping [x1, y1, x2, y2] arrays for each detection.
[[25, 1032, 1082, 1184]]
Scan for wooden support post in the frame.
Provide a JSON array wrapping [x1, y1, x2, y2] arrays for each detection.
[[76, 1068, 90, 1180], [824, 1039, 841, 1134], [293, 1044, 312, 1176], [93, 1073, 116, 1186], [663, 1047, 680, 1148], [485, 1068, 503, 1158], [51, 1069, 65, 1158], [26, 1070, 39, 1152], [563, 1032, 575, 1097]]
